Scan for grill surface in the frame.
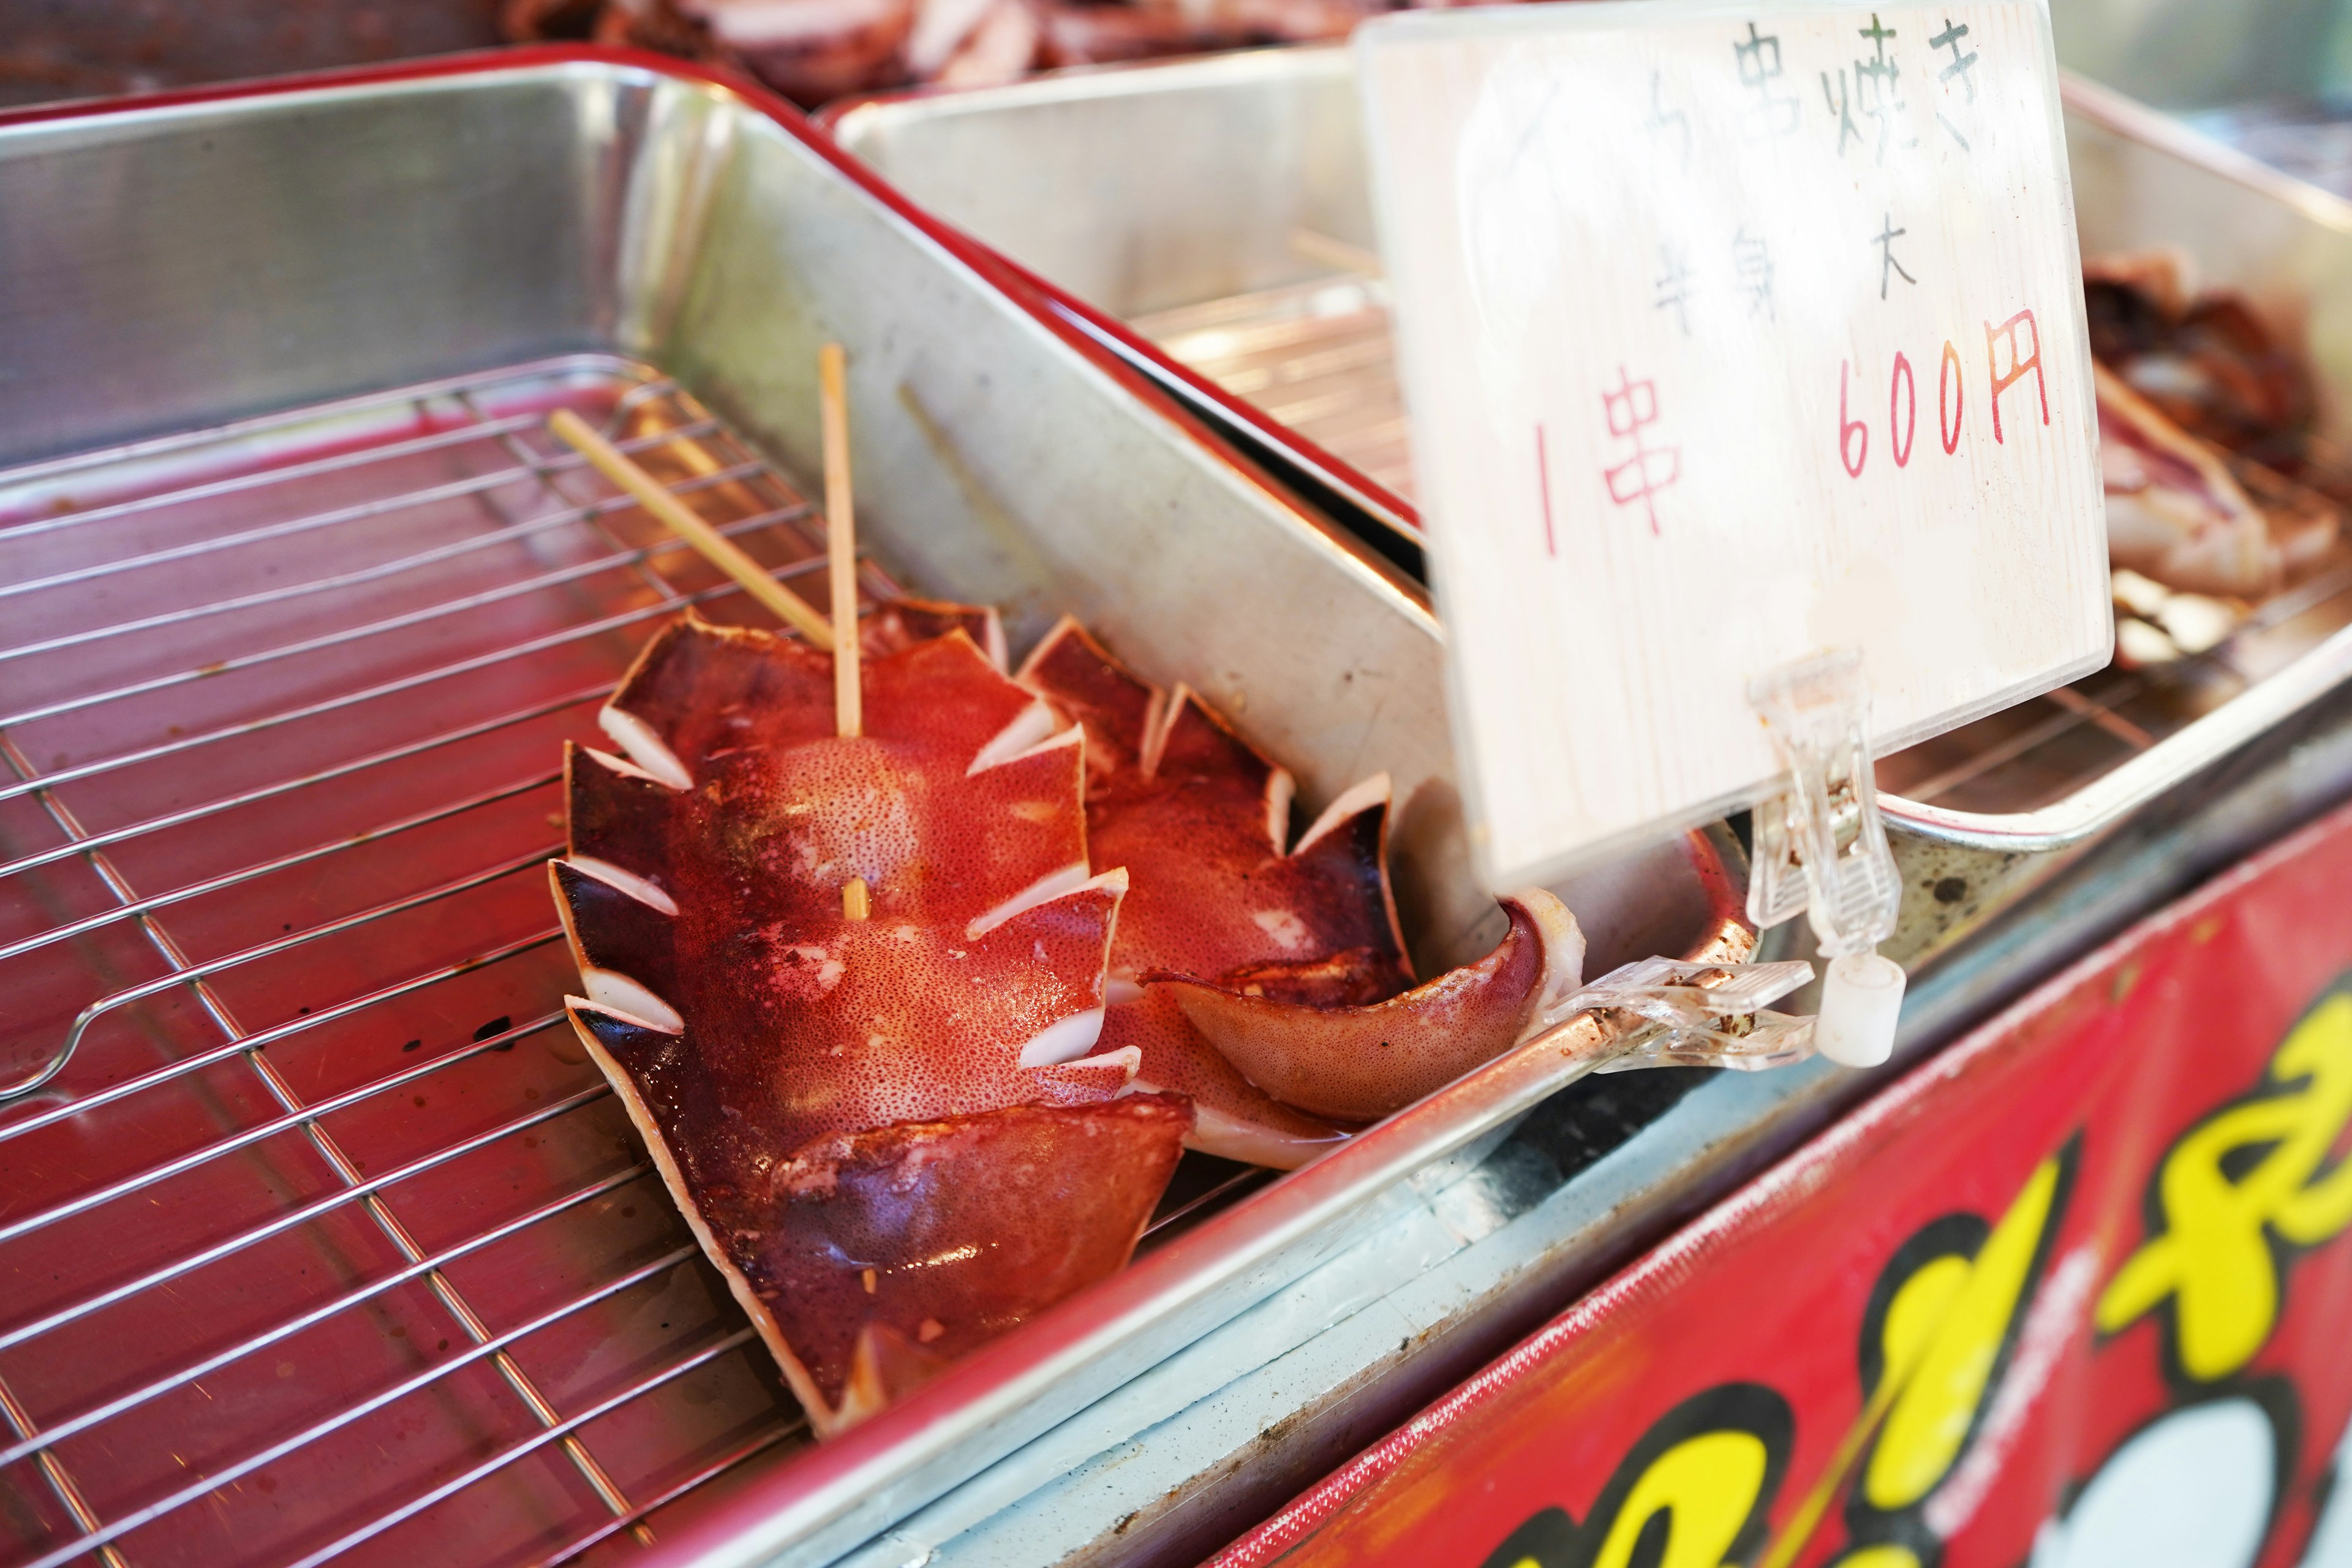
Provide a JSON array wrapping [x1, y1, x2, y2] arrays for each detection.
[[0, 357, 1259, 1568], [1135, 274, 1408, 505], [1878, 549, 2352, 812]]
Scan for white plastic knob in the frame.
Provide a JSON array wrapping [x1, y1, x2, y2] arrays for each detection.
[[1815, 952, 1905, 1068]]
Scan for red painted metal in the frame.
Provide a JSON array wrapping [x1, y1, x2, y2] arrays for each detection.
[[1215, 794, 2352, 1568]]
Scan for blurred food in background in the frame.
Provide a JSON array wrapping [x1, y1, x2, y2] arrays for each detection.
[[0, 0, 1428, 111], [0, 1, 503, 108], [12, 0, 2352, 129], [500, 0, 1421, 104], [2086, 249, 2346, 662]]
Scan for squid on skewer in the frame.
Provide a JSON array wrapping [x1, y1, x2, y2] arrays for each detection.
[[555, 611, 1189, 1436], [553, 604, 1590, 1434]]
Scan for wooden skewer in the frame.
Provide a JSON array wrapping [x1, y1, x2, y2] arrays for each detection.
[[818, 344, 871, 924], [819, 344, 862, 741], [547, 407, 835, 650]]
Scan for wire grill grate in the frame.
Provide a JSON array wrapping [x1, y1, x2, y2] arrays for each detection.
[[1142, 281, 2352, 817], [0, 358, 1266, 1568], [1134, 276, 1411, 505]]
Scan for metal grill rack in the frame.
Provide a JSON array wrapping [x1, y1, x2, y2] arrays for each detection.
[[1134, 275, 1411, 506], [1134, 282, 2352, 819], [0, 358, 1257, 1568], [1879, 553, 2352, 812]]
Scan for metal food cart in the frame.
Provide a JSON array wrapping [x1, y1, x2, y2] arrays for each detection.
[[3, 26, 2352, 1568]]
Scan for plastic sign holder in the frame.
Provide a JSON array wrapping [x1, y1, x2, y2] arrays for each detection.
[[1557, 648, 1910, 1068], [1561, 649, 1910, 1068], [1356, 0, 2111, 1069], [1747, 647, 1907, 1065]]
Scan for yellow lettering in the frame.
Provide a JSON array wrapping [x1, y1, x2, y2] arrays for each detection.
[[1831, 1547, 1923, 1568], [1878, 1256, 1972, 1411], [1590, 1431, 1772, 1568], [2096, 993, 2352, 1381], [1863, 1156, 2063, 1509]]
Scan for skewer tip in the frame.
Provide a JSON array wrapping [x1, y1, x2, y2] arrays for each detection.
[[543, 407, 838, 650]]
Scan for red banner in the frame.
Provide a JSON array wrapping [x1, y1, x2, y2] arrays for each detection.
[[1213, 797, 2352, 1568]]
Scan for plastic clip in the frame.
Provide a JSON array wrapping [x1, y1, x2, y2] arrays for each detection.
[[1562, 956, 1819, 1073], [1746, 647, 1905, 1067]]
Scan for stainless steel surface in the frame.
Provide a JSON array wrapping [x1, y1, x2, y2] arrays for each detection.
[[1, 358, 839, 1568], [827, 51, 1373, 324], [821, 53, 1420, 552], [829, 51, 2352, 883], [818, 46, 1404, 548], [0, 51, 1747, 1568], [2182, 104, 2352, 201], [2045, 2, 2352, 299]]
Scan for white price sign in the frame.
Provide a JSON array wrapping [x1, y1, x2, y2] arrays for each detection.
[[1357, 0, 2110, 889]]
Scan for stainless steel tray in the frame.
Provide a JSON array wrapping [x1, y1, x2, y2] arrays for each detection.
[[0, 48, 1749, 1568], [830, 51, 2352, 938]]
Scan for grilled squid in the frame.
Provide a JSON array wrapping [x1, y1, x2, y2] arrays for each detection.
[[1019, 619, 1585, 1144], [2097, 363, 2283, 601], [554, 604, 1592, 1431], [554, 611, 1189, 1436]]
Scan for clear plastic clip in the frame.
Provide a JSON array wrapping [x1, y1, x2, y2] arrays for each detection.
[[1538, 648, 1906, 1076], [1745, 647, 1905, 1067], [1563, 956, 1819, 1072]]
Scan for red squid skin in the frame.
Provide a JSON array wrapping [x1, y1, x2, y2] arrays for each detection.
[[1019, 619, 1410, 1166], [557, 606, 1579, 1429], [574, 988, 1188, 1427], [557, 612, 1189, 1435], [745, 1094, 1193, 1423], [1020, 618, 1586, 1137], [1153, 892, 1583, 1123]]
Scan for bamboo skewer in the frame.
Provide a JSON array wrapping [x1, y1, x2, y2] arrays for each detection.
[[819, 344, 863, 741], [547, 375, 873, 919], [818, 344, 872, 924], [547, 407, 835, 649]]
